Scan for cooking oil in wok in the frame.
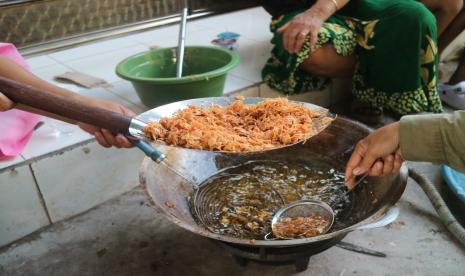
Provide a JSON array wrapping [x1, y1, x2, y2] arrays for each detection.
[[191, 160, 350, 240]]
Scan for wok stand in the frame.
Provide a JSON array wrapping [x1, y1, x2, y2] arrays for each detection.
[[214, 234, 346, 272]]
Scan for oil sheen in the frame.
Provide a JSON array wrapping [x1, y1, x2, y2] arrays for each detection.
[[191, 160, 350, 240]]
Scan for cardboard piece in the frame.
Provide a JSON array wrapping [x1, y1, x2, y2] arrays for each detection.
[[54, 72, 111, 89]]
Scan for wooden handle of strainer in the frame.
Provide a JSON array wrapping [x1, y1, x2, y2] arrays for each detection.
[[0, 76, 133, 134]]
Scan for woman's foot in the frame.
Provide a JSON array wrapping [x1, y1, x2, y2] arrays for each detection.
[[438, 81, 465, 109], [438, 81, 465, 94]]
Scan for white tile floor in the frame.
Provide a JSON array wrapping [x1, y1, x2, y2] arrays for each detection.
[[0, 155, 26, 169], [20, 121, 91, 160], [31, 143, 143, 222], [0, 165, 50, 246], [0, 7, 272, 169]]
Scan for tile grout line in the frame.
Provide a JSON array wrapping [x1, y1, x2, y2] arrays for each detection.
[[228, 73, 258, 83], [0, 138, 95, 174], [229, 72, 262, 84], [47, 54, 73, 68], [225, 83, 262, 96], [28, 165, 53, 225], [28, 56, 78, 81], [102, 86, 147, 110]]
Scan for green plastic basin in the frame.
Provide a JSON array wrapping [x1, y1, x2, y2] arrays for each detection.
[[116, 46, 240, 107]]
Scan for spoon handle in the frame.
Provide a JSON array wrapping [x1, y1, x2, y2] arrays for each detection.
[[345, 173, 369, 195], [336, 241, 386, 257]]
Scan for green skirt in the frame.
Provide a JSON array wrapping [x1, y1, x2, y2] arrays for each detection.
[[262, 0, 443, 115]]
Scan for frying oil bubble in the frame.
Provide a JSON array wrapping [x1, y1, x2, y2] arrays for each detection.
[[192, 160, 350, 239]]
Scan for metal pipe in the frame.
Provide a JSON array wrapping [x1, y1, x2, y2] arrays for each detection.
[[176, 4, 188, 78], [20, 11, 212, 57]]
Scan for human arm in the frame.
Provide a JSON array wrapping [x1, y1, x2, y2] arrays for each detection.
[[0, 56, 133, 148], [345, 111, 465, 188], [400, 111, 465, 171], [277, 0, 350, 53], [344, 122, 403, 189], [0, 91, 14, 111]]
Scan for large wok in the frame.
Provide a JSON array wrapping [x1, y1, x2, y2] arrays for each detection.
[[0, 77, 407, 248], [139, 102, 408, 248]]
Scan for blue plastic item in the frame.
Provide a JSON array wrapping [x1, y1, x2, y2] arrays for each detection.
[[217, 32, 240, 39], [442, 165, 465, 203]]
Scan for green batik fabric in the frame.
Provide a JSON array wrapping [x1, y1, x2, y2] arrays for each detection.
[[262, 12, 357, 94], [261, 0, 443, 115]]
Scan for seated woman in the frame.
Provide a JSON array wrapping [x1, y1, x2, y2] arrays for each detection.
[[261, 0, 443, 124], [422, 0, 465, 109], [421, 0, 464, 54]]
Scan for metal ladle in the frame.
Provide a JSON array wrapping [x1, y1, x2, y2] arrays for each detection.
[[268, 174, 369, 240]]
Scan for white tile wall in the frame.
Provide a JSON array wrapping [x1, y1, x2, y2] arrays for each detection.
[[31, 142, 144, 222], [0, 165, 50, 246]]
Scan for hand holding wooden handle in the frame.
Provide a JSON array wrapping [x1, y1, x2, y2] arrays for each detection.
[[0, 76, 133, 134], [0, 91, 14, 111]]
